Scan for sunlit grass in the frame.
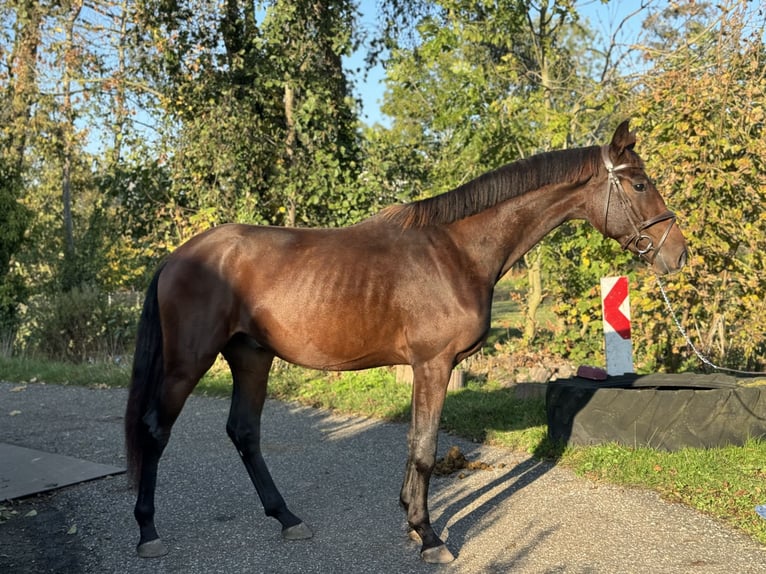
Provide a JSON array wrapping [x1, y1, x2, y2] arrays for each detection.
[[0, 356, 130, 388]]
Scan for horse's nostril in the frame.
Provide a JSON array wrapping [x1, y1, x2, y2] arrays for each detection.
[[678, 249, 688, 269]]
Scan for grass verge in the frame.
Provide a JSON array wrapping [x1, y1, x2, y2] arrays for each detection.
[[0, 356, 130, 388], [2, 355, 765, 545]]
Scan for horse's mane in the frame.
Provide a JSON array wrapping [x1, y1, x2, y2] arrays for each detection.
[[376, 146, 603, 228]]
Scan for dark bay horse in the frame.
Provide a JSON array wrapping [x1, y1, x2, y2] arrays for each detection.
[[125, 120, 687, 563]]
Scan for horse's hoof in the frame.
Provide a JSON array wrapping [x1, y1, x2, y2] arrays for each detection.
[[136, 538, 169, 558], [408, 529, 422, 543], [421, 544, 455, 564], [282, 522, 313, 540]]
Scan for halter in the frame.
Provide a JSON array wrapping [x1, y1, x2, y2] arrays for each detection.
[[601, 145, 677, 265]]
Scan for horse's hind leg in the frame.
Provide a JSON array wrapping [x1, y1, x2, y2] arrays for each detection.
[[133, 430, 168, 557], [222, 336, 312, 540], [134, 372, 206, 557]]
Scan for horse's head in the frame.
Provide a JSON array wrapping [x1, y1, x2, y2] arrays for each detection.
[[597, 120, 688, 275]]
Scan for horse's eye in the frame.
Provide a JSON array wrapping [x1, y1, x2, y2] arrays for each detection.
[[633, 182, 647, 192]]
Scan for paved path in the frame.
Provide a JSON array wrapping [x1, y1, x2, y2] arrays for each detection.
[[1, 381, 765, 573]]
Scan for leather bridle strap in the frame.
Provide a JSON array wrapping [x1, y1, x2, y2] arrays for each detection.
[[601, 145, 676, 265]]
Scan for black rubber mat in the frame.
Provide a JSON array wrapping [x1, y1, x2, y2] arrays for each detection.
[[0, 443, 124, 500]]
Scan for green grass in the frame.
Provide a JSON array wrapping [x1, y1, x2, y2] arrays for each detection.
[[566, 440, 766, 543], [3, 349, 766, 547], [441, 380, 549, 451], [0, 356, 130, 388]]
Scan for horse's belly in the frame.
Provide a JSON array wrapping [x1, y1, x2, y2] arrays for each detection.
[[250, 308, 408, 371]]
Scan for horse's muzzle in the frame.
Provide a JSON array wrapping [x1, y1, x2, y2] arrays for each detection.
[[652, 245, 688, 276]]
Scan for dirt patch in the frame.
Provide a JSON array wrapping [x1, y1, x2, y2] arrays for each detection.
[[462, 348, 576, 386], [433, 446, 504, 478]]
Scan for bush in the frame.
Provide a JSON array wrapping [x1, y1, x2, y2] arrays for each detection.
[[0, 274, 26, 357], [22, 284, 141, 363]]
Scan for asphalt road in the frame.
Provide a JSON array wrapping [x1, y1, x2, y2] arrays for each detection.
[[2, 381, 766, 574]]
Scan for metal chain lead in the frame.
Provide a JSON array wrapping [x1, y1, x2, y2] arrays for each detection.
[[656, 277, 765, 376]]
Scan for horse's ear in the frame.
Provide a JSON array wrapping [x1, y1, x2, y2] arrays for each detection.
[[610, 120, 636, 154]]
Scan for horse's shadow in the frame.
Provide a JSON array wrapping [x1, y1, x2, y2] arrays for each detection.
[[286, 377, 585, 564], [431, 454, 557, 559], [420, 383, 583, 560]]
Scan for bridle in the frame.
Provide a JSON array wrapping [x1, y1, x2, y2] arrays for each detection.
[[601, 145, 677, 265]]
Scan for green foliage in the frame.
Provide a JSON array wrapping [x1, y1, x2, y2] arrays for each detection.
[[0, 273, 27, 356], [380, 0, 614, 193], [0, 166, 30, 351], [441, 380, 548, 450], [196, 362, 413, 420], [269, 366, 413, 420], [2, 0, 765, 377], [131, 0, 370, 233], [629, 1, 766, 371], [374, 0, 765, 374], [9, 103, 111, 294], [542, 223, 634, 365], [0, 356, 130, 388], [0, 168, 29, 275], [21, 285, 140, 363], [96, 154, 174, 290]]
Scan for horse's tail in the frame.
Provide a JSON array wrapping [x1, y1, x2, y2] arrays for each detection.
[[125, 263, 166, 489]]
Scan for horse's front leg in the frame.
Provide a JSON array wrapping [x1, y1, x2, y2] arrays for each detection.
[[400, 359, 455, 564]]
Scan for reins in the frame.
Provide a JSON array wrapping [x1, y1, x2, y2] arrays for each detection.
[[601, 146, 677, 264]]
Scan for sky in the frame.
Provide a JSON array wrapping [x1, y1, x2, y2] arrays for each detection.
[[348, 0, 658, 126]]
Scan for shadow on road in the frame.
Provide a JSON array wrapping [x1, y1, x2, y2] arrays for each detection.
[[433, 455, 556, 560]]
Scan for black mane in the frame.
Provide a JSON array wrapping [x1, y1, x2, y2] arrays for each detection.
[[377, 146, 602, 228]]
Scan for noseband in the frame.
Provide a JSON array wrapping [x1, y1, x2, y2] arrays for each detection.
[[601, 146, 676, 264]]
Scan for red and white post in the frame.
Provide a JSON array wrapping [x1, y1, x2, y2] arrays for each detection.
[[600, 276, 634, 376]]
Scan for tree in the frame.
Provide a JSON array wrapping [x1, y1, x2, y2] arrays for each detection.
[[630, 0, 766, 371], [0, 0, 40, 346], [262, 0, 362, 226], [125, 0, 371, 240]]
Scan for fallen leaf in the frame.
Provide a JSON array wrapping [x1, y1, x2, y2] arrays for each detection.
[[10, 385, 26, 392], [25, 510, 37, 518], [9, 410, 21, 416], [67, 525, 77, 535]]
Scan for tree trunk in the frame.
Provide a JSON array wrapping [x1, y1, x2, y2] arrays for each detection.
[[6, 0, 42, 168], [110, 0, 129, 165], [520, 3, 556, 345], [283, 82, 297, 227], [61, 1, 83, 285], [522, 247, 544, 345]]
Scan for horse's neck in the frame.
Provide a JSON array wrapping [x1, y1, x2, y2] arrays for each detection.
[[447, 180, 590, 283]]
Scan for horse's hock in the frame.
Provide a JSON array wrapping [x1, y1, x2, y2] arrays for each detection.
[[546, 373, 766, 450]]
